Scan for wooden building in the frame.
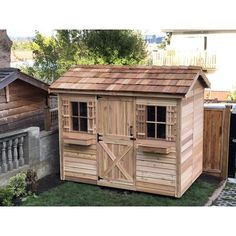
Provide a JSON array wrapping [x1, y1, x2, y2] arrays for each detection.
[[0, 68, 49, 133], [50, 65, 210, 197]]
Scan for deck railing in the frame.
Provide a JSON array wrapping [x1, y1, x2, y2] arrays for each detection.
[[152, 50, 217, 70], [0, 132, 27, 174]]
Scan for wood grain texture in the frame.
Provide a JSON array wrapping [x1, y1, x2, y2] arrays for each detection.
[[0, 80, 47, 133], [179, 80, 204, 197]]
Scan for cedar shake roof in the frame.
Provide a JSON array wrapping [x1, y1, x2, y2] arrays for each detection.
[[0, 68, 48, 91], [50, 65, 210, 96]]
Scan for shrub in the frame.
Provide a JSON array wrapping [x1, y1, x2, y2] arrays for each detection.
[[0, 186, 14, 206], [8, 172, 27, 198]]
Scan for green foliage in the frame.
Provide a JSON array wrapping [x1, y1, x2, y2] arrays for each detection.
[[158, 32, 172, 50], [22, 30, 148, 83], [82, 30, 147, 65], [12, 40, 32, 51], [0, 172, 29, 206], [230, 88, 236, 100], [0, 187, 14, 206], [8, 172, 27, 197]]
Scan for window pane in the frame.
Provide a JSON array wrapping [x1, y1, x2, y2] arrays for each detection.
[[72, 117, 79, 130], [80, 102, 87, 117], [156, 106, 166, 122], [147, 106, 155, 121], [157, 124, 166, 139], [80, 118, 88, 132], [147, 123, 155, 138], [71, 102, 78, 116]]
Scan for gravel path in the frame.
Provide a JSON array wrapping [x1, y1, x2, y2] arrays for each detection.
[[212, 180, 236, 206]]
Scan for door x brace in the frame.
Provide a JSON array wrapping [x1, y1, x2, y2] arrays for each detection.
[[99, 141, 133, 181]]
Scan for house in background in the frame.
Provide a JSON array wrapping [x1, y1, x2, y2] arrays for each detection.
[[152, 29, 236, 98], [0, 68, 49, 133], [0, 30, 59, 185], [0, 30, 49, 132], [50, 65, 210, 198]]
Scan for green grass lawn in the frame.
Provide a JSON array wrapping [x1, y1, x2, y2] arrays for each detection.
[[22, 175, 220, 206]]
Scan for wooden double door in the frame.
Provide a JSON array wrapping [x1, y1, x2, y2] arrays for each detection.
[[97, 97, 135, 189]]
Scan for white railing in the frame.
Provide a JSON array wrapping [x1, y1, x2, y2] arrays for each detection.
[[0, 132, 27, 174], [152, 50, 217, 70]]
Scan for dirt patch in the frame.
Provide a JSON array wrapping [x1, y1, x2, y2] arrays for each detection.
[[36, 173, 64, 194]]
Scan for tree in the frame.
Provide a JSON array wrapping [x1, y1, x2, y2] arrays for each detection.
[[22, 30, 147, 83], [230, 88, 236, 100], [22, 30, 87, 84], [83, 30, 147, 65], [158, 32, 172, 50]]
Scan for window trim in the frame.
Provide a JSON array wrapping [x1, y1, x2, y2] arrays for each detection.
[[146, 105, 167, 140], [70, 101, 88, 133]]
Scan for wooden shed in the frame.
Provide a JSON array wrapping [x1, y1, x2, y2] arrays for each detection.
[[50, 65, 210, 197], [0, 68, 49, 133]]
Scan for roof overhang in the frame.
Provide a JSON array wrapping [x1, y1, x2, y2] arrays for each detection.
[[185, 71, 211, 97], [0, 68, 49, 92]]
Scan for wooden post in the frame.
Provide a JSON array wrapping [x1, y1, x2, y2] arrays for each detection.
[[221, 105, 231, 179], [44, 107, 51, 131]]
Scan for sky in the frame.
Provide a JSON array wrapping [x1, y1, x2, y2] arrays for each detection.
[[7, 29, 164, 38]]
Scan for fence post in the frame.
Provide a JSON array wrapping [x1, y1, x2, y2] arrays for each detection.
[[221, 105, 232, 179]]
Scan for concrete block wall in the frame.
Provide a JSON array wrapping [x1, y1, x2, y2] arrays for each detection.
[[0, 127, 59, 186]]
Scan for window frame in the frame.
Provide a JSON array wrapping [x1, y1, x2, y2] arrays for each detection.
[[146, 105, 167, 140], [70, 101, 88, 133]]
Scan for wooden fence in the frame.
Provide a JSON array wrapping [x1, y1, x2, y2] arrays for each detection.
[[203, 106, 231, 179], [44, 95, 58, 131]]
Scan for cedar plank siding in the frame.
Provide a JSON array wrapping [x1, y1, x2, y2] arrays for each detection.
[[50, 65, 209, 198], [0, 79, 48, 132], [58, 94, 97, 183], [179, 80, 204, 196]]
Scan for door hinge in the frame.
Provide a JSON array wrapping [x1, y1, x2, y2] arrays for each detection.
[[130, 136, 136, 140], [97, 95, 102, 100], [98, 176, 103, 180], [97, 133, 103, 142]]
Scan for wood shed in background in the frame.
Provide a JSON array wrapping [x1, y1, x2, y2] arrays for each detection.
[[49, 65, 210, 198], [0, 68, 49, 133]]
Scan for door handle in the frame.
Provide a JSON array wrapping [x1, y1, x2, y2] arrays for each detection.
[[129, 125, 136, 140]]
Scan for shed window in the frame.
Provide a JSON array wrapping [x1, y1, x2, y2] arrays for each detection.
[[147, 106, 166, 139], [71, 102, 88, 132], [136, 104, 176, 141]]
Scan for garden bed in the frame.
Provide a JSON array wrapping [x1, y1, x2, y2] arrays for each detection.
[[22, 173, 221, 206]]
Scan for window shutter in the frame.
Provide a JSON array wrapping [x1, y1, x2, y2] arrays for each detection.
[[62, 99, 70, 132], [88, 101, 96, 134], [136, 104, 146, 139], [166, 106, 177, 141]]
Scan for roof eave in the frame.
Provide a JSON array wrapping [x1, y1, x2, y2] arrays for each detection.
[[0, 70, 49, 92], [185, 71, 211, 97], [49, 88, 185, 99]]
